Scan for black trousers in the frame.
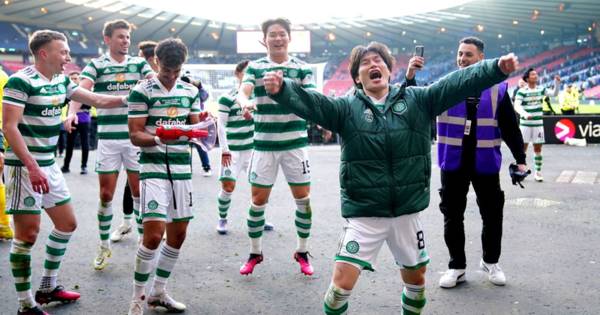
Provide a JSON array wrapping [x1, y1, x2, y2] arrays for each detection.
[[63, 122, 90, 169], [122, 182, 133, 216], [439, 169, 505, 269]]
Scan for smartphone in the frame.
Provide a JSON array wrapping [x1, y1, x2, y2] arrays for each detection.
[[414, 45, 424, 57]]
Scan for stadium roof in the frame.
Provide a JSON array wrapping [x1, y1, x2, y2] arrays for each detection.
[[0, 0, 598, 54]]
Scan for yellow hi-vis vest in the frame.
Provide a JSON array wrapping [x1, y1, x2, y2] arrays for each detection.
[[561, 90, 580, 112]]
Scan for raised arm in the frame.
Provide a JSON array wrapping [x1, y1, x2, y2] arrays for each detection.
[[264, 71, 349, 133], [546, 75, 561, 97], [415, 54, 517, 117]]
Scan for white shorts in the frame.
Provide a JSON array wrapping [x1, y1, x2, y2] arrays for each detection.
[[219, 150, 252, 182], [335, 213, 430, 272], [248, 147, 311, 187], [140, 178, 193, 223], [520, 125, 545, 144], [5, 164, 71, 215], [95, 139, 141, 174]]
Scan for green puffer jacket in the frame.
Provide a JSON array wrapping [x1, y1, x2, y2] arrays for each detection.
[[269, 59, 508, 218]]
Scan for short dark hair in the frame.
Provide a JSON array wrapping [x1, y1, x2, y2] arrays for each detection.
[[459, 36, 484, 52], [103, 19, 130, 37], [235, 60, 250, 75], [522, 68, 535, 81], [138, 40, 157, 60], [28, 30, 67, 55], [261, 18, 291, 38], [348, 42, 395, 89], [155, 38, 188, 68]]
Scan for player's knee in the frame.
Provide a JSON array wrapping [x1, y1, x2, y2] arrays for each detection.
[[403, 266, 427, 286], [99, 190, 114, 203], [166, 231, 187, 248], [18, 226, 40, 244], [143, 232, 163, 249], [56, 220, 77, 233], [222, 182, 235, 193], [291, 186, 310, 200], [252, 194, 268, 206], [332, 264, 360, 291]]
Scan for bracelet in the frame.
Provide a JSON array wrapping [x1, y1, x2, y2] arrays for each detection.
[[154, 136, 163, 145]]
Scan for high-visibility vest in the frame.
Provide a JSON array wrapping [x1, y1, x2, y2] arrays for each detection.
[[561, 90, 580, 111]]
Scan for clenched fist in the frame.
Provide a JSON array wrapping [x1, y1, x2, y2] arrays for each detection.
[[497, 53, 519, 75], [263, 70, 284, 95]]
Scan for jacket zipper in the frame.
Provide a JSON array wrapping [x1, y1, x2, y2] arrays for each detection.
[[381, 107, 395, 217], [359, 92, 397, 217]]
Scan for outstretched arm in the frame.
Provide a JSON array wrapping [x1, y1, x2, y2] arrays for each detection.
[[416, 54, 518, 117], [264, 70, 349, 133], [64, 78, 92, 133], [70, 88, 125, 110]]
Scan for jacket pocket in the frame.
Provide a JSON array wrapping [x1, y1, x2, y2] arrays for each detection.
[[340, 161, 353, 198]]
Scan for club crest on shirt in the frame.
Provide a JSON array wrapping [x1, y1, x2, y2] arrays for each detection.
[[392, 101, 407, 115], [181, 98, 190, 107]]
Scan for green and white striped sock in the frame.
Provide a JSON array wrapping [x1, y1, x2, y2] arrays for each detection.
[[40, 229, 72, 292], [98, 201, 113, 248], [10, 239, 35, 309], [133, 245, 156, 299], [401, 283, 426, 315], [295, 197, 312, 252], [247, 203, 266, 254], [151, 244, 180, 296], [323, 283, 350, 315], [534, 154, 543, 172], [217, 190, 232, 219], [133, 197, 143, 236]]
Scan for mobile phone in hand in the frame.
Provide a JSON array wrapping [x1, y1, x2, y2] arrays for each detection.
[[414, 45, 424, 57]]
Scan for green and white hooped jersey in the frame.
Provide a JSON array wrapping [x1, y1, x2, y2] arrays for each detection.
[[515, 86, 547, 127], [81, 54, 153, 140], [128, 77, 201, 180], [243, 56, 315, 151], [218, 89, 254, 151], [3, 66, 78, 166]]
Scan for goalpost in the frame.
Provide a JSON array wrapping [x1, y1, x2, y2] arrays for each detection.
[[182, 63, 327, 114]]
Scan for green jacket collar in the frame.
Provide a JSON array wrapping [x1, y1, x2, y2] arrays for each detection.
[[354, 85, 406, 114]]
